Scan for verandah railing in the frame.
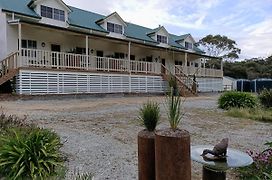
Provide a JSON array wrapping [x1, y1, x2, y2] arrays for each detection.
[[20, 48, 161, 74], [175, 65, 223, 77]]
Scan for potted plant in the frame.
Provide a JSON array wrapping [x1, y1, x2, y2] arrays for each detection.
[[138, 101, 160, 180], [155, 88, 191, 180]]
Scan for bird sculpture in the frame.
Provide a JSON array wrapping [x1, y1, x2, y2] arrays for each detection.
[[201, 138, 229, 159]]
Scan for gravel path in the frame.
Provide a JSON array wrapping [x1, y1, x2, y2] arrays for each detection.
[[0, 94, 271, 180]]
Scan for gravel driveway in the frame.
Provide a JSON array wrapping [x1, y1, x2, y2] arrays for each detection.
[[0, 93, 271, 180]]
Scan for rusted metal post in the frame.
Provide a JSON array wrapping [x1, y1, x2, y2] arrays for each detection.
[[155, 129, 191, 180], [138, 130, 155, 180], [202, 166, 226, 180]]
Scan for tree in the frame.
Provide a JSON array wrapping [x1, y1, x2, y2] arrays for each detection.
[[197, 35, 241, 61]]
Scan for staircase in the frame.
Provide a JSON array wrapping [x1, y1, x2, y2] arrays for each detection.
[[0, 52, 19, 86], [161, 64, 197, 97]]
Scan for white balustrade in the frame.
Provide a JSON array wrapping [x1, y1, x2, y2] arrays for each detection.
[[19, 48, 161, 74]]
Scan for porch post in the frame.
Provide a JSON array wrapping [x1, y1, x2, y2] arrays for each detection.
[[184, 52, 188, 75], [18, 23, 22, 67], [220, 58, 223, 77], [86, 35, 89, 70], [128, 41, 131, 93], [203, 58, 206, 76]]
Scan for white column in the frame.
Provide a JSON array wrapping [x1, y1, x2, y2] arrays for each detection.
[[184, 52, 188, 75], [220, 58, 223, 77], [18, 23, 22, 67], [128, 41, 131, 93], [85, 35, 89, 70]]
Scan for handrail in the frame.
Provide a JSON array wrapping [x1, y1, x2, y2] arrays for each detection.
[[0, 52, 19, 77]]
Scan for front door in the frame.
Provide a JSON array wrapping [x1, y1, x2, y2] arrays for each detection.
[[161, 58, 166, 74], [51, 44, 61, 67]]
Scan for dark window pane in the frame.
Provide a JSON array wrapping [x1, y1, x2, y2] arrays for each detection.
[[157, 35, 167, 43], [107, 22, 115, 32], [41, 5, 47, 17], [22, 40, 27, 48]]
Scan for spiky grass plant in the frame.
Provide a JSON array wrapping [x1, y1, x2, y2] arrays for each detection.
[[0, 129, 63, 179], [166, 88, 184, 130], [138, 101, 160, 131]]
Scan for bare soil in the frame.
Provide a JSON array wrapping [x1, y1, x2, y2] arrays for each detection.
[[0, 93, 271, 180]]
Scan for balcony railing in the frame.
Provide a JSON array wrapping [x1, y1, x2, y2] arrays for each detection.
[[20, 48, 161, 74], [175, 65, 223, 78]]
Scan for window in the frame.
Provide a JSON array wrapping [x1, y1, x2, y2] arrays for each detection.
[[54, 8, 65, 21], [41, 5, 52, 19], [114, 52, 125, 59], [96, 51, 104, 57], [185, 42, 193, 49], [107, 22, 123, 34], [175, 61, 182, 66], [130, 55, 135, 60], [75, 47, 86, 55], [21, 39, 37, 49], [41, 5, 65, 22], [157, 35, 167, 44], [20, 39, 37, 57]]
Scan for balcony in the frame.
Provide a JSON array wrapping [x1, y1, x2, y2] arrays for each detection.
[[19, 48, 161, 75], [175, 65, 223, 78]]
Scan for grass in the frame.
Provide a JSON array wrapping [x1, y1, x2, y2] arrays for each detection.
[[226, 107, 272, 122]]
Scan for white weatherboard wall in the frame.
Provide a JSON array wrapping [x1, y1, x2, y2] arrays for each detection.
[[0, 12, 7, 60], [16, 70, 167, 95], [197, 77, 223, 92]]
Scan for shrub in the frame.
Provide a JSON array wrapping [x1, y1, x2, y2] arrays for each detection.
[[0, 129, 63, 179], [226, 108, 272, 122], [238, 141, 272, 179], [138, 101, 160, 131], [165, 88, 184, 130], [259, 88, 272, 108], [218, 91, 257, 109], [0, 112, 28, 130]]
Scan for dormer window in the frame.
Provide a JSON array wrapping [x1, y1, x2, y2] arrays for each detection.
[[157, 35, 167, 44], [107, 22, 123, 34], [41, 5, 65, 22], [185, 42, 193, 49]]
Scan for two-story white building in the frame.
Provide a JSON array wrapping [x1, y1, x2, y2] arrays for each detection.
[[0, 0, 223, 96]]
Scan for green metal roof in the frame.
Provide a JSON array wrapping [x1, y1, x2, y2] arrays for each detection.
[[68, 6, 108, 33], [0, 0, 204, 54], [0, 0, 40, 18]]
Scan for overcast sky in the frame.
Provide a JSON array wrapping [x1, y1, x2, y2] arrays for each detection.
[[64, 0, 272, 60]]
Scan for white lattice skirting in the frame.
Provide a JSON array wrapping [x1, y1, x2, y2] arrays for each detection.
[[16, 70, 168, 95]]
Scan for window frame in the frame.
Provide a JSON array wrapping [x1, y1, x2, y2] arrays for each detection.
[[107, 22, 123, 34], [185, 42, 193, 49], [157, 35, 168, 44], [41, 5, 65, 22]]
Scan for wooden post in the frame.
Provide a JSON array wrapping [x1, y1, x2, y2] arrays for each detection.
[[18, 23, 22, 67], [128, 41, 131, 93], [184, 52, 188, 75], [86, 35, 89, 70]]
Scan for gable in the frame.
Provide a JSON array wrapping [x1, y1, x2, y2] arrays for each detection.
[[184, 34, 196, 44], [29, 0, 71, 12]]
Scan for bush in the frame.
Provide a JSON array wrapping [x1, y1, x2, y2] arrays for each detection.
[[226, 108, 272, 122], [138, 101, 160, 131], [238, 141, 272, 179], [0, 129, 63, 179], [218, 91, 257, 109], [259, 88, 272, 108]]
